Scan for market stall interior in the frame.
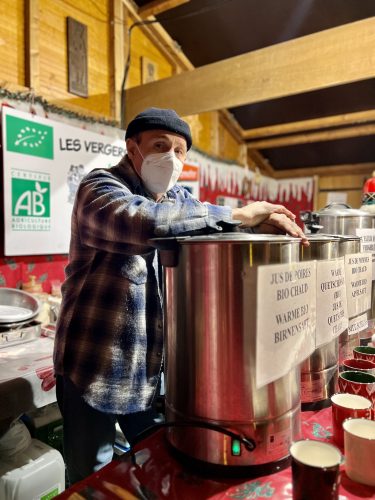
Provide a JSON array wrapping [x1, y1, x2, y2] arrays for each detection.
[[2, 0, 375, 498]]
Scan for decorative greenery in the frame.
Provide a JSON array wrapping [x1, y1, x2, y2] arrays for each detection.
[[0, 86, 119, 128]]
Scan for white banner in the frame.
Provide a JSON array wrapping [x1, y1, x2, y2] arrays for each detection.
[[256, 261, 316, 388], [344, 253, 372, 318], [316, 258, 348, 346], [1, 106, 125, 255]]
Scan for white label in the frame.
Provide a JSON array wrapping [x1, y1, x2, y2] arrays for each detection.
[[344, 253, 372, 318], [266, 428, 291, 460], [316, 258, 348, 346], [348, 313, 368, 336], [356, 228, 375, 280], [256, 261, 316, 388]]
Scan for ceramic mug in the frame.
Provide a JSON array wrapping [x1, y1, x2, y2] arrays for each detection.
[[290, 440, 342, 500], [338, 371, 375, 409], [341, 357, 375, 375], [353, 345, 375, 363], [331, 393, 372, 448], [343, 418, 375, 487]]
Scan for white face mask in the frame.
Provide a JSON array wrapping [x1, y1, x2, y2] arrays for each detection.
[[139, 150, 183, 194]]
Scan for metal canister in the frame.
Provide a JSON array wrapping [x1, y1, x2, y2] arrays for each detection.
[[299, 235, 340, 410], [156, 234, 302, 469], [337, 236, 362, 363], [301, 203, 373, 235]]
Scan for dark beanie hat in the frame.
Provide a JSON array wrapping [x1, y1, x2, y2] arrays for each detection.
[[125, 107, 192, 150]]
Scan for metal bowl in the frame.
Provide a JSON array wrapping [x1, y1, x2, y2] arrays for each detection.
[[0, 288, 41, 324]]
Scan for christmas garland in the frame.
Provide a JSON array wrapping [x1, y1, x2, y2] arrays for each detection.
[[0, 86, 119, 128]]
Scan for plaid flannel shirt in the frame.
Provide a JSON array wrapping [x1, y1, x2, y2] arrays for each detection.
[[53, 155, 232, 414]]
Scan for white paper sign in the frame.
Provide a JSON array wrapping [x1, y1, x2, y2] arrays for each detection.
[[316, 258, 348, 346], [356, 228, 375, 280], [344, 253, 372, 318], [348, 313, 368, 336], [2, 106, 125, 255], [256, 261, 316, 388]]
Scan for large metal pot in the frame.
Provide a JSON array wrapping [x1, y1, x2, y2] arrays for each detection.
[[155, 234, 302, 469], [299, 235, 340, 409], [302, 203, 373, 235]]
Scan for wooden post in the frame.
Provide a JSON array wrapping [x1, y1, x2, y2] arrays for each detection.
[[25, 0, 40, 91], [110, 0, 126, 123]]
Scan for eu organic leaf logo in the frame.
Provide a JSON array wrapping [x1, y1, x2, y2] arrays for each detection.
[[36, 181, 48, 194], [6, 114, 54, 159], [14, 126, 49, 149]]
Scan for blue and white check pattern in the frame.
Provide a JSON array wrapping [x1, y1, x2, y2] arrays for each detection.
[[53, 156, 232, 414]]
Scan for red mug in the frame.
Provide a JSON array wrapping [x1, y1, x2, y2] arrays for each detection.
[[330, 393, 372, 448], [353, 346, 375, 363], [338, 371, 375, 416], [342, 357, 375, 375], [290, 440, 342, 500]]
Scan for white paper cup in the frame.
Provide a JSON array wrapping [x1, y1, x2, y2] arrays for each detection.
[[343, 418, 375, 486]]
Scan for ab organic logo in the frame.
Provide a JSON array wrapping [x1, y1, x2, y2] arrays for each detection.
[[11, 169, 51, 231], [6, 114, 54, 159]]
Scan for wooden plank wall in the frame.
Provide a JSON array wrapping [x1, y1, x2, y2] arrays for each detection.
[[38, 0, 111, 116], [0, 0, 25, 85], [317, 173, 371, 210]]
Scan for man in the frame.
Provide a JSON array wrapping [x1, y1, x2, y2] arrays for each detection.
[[54, 107, 307, 483]]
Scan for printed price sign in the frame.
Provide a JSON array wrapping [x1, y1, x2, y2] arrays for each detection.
[[256, 261, 316, 388], [356, 228, 375, 280], [316, 258, 348, 347], [344, 253, 372, 318]]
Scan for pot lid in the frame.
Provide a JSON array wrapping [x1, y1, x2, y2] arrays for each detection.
[[0, 288, 40, 324], [306, 234, 341, 241], [0, 305, 35, 323], [321, 234, 361, 241], [151, 233, 301, 248], [317, 203, 372, 218]]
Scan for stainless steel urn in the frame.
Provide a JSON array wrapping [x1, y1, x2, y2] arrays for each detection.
[[302, 203, 373, 235], [299, 235, 340, 409], [157, 234, 302, 468]]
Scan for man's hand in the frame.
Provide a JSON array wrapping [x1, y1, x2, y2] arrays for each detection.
[[232, 201, 296, 227], [253, 213, 310, 247]]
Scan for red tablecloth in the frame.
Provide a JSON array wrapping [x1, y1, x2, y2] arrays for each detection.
[[57, 407, 375, 499]]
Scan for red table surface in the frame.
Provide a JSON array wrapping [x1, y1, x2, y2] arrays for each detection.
[[57, 407, 375, 500]]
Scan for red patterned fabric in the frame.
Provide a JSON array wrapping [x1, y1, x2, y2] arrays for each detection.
[[56, 407, 375, 499], [0, 255, 68, 292]]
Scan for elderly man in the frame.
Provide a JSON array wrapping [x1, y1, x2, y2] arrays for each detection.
[[54, 107, 306, 483]]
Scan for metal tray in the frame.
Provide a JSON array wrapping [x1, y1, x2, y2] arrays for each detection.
[[0, 321, 42, 348]]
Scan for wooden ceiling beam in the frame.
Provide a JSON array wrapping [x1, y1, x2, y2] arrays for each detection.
[[242, 109, 375, 140], [247, 149, 274, 177], [125, 16, 375, 122], [121, 0, 192, 70], [246, 123, 375, 149], [272, 163, 375, 179], [139, 0, 190, 19]]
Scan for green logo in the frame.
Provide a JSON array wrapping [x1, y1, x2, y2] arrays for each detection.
[[12, 179, 50, 217], [40, 487, 59, 500], [11, 169, 51, 231], [6, 114, 54, 159]]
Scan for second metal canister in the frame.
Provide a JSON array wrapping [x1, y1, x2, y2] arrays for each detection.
[[299, 235, 340, 409]]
